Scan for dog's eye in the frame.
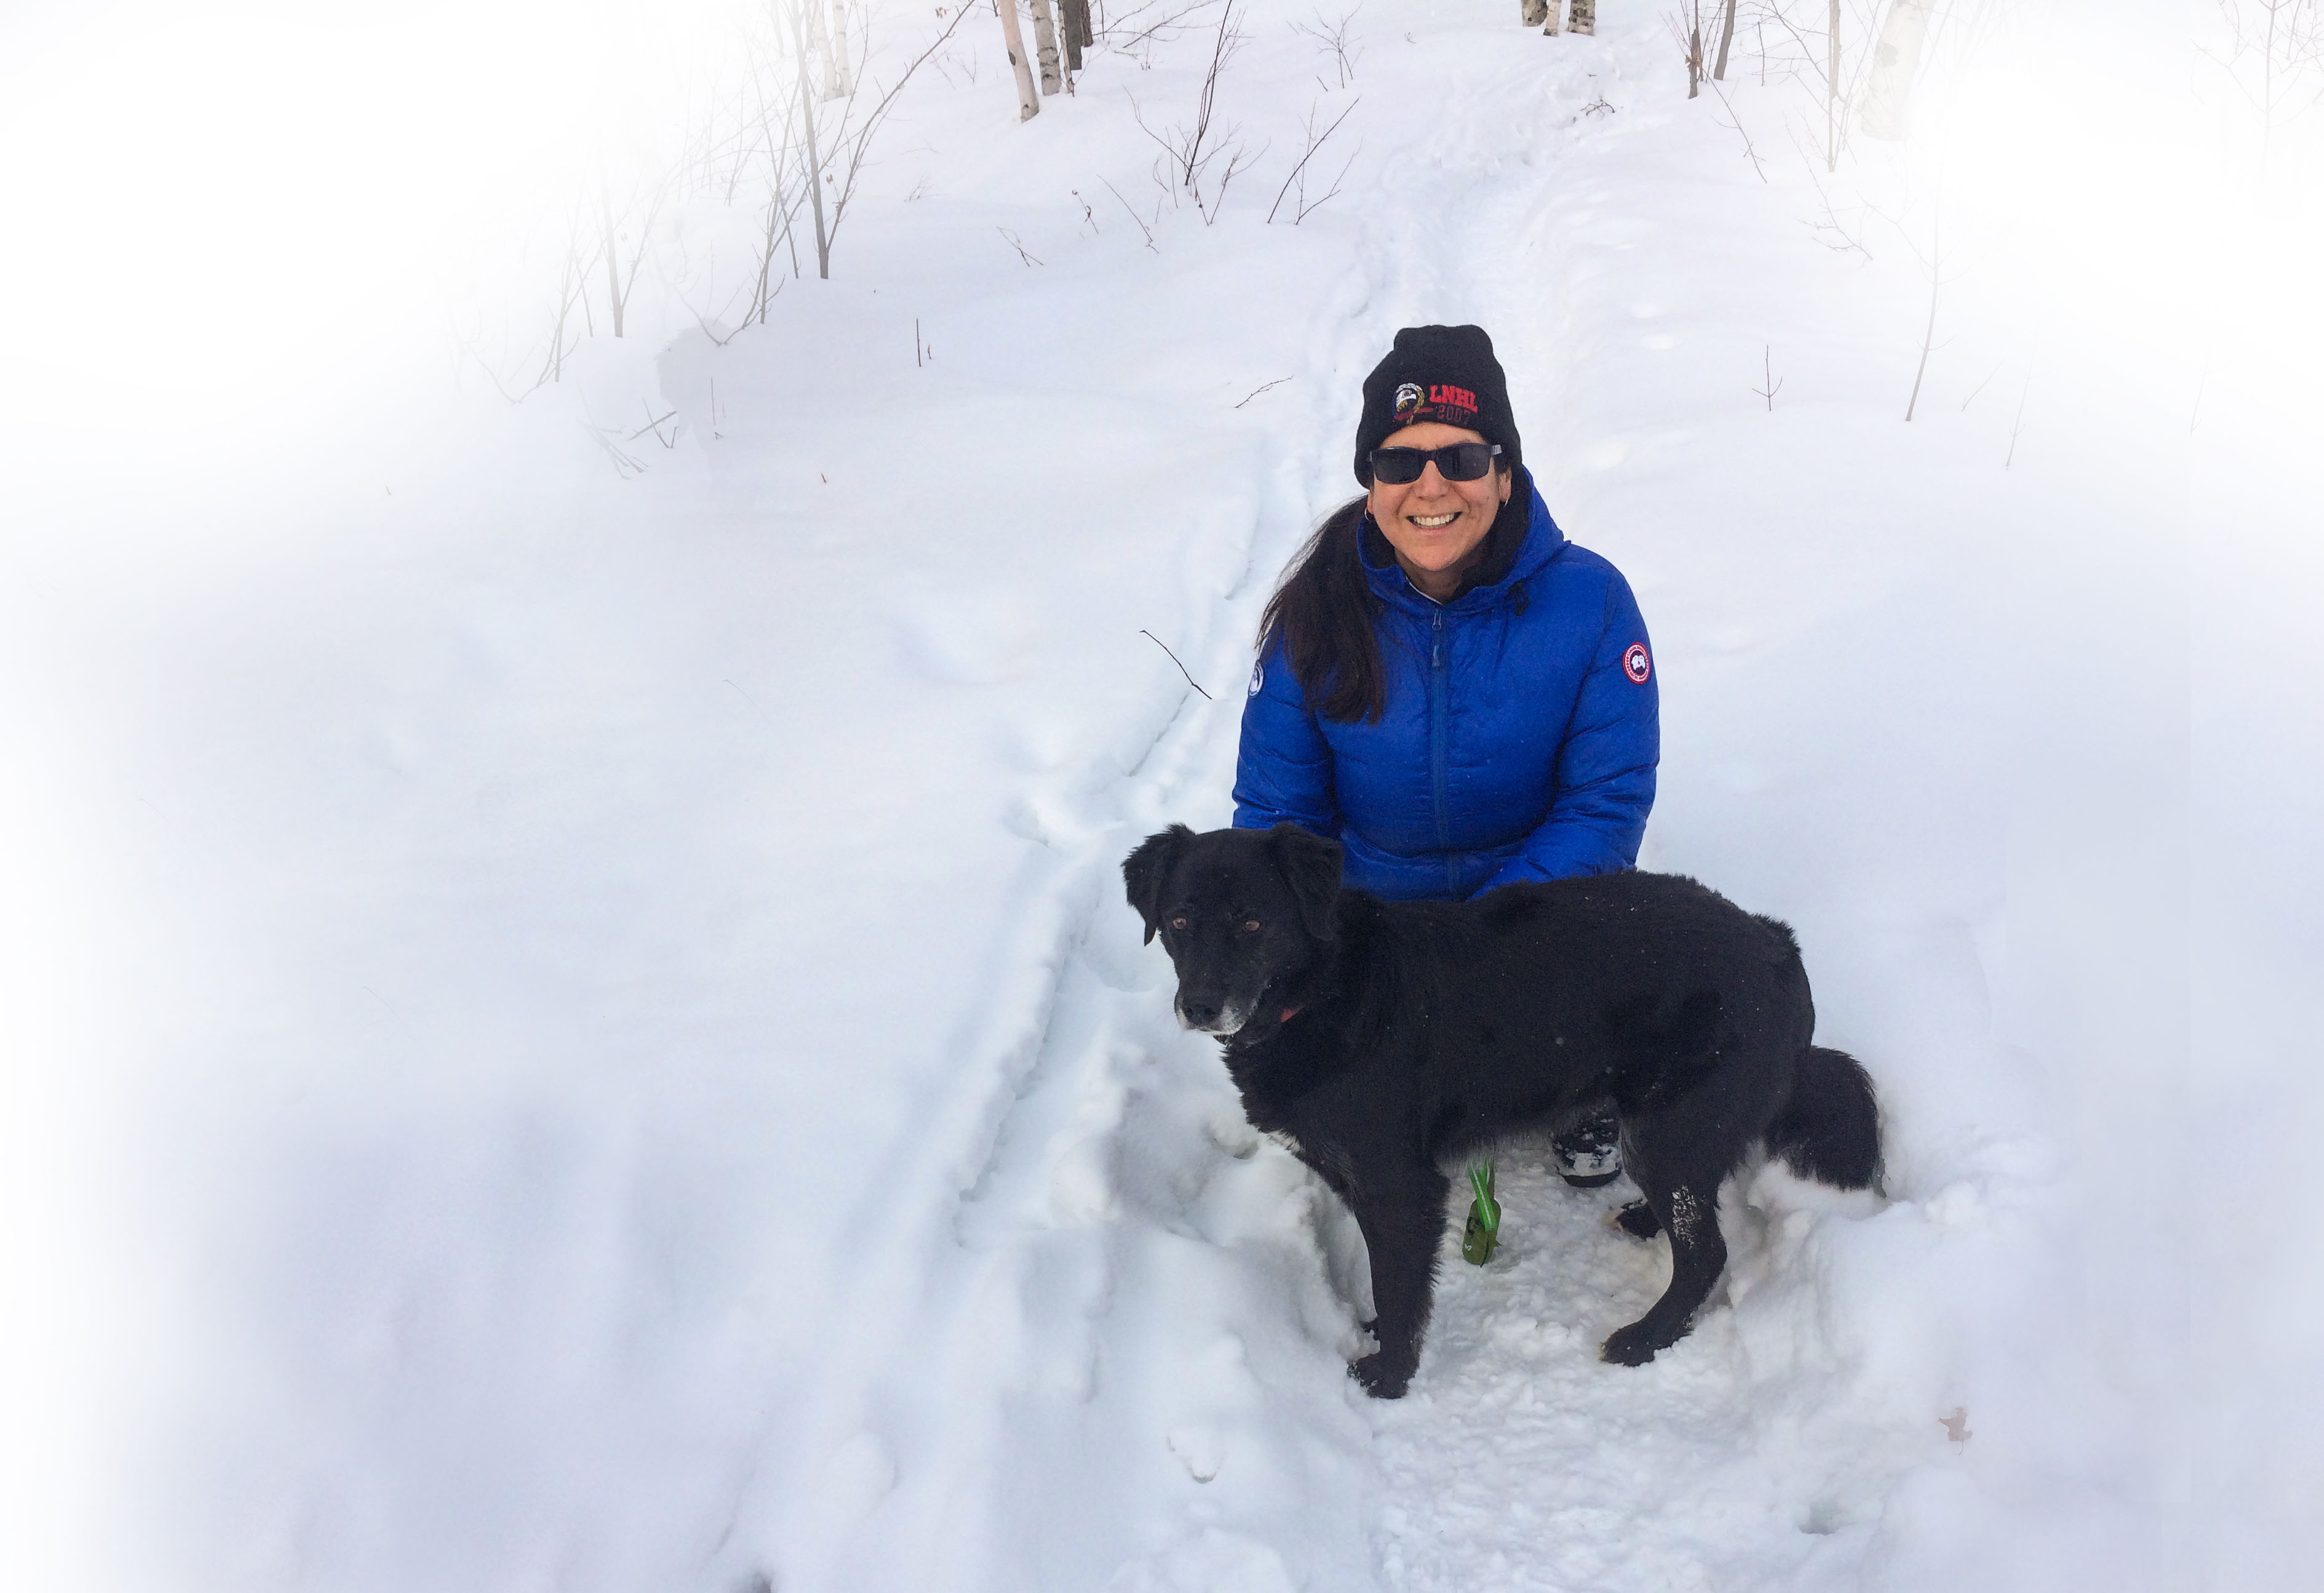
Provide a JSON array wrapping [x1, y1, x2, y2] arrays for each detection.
[[1241, 919, 1262, 933], [1169, 916, 1189, 931]]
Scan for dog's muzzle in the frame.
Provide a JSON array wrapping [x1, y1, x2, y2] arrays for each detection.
[[1175, 994, 1256, 1036]]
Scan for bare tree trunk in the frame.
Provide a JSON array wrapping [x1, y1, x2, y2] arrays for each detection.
[[598, 169, 624, 337], [1826, 0, 1840, 171], [1569, 0, 1594, 36], [827, 2, 853, 99], [1028, 0, 1064, 95], [997, 0, 1040, 120], [1858, 0, 1932, 140], [1687, 0, 1703, 97], [788, 2, 832, 277], [1062, 0, 1089, 72], [1522, 0, 1551, 28], [1713, 0, 1737, 79], [810, 1, 840, 101]]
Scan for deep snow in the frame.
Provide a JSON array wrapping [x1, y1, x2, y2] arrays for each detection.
[[3, 2, 2319, 1590]]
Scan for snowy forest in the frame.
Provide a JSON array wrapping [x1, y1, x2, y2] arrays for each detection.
[[2, 1, 2318, 1589]]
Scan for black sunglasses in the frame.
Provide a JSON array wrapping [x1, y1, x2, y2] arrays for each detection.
[[1368, 442, 1503, 484]]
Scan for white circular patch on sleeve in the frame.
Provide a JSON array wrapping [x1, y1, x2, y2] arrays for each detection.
[[1249, 661, 1265, 696], [1623, 643, 1651, 684]]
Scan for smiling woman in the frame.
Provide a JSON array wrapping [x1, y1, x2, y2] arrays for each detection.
[[1362, 426, 1513, 600], [1233, 324, 1660, 1186]]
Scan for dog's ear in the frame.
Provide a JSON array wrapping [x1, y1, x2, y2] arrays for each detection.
[[1267, 823, 1343, 941], [1123, 824, 1196, 944]]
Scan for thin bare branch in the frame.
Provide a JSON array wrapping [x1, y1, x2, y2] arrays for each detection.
[[1141, 629, 1212, 698], [1267, 96, 1360, 222]]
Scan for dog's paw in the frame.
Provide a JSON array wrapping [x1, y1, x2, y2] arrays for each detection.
[[1350, 1352, 1414, 1399], [1599, 1322, 1665, 1366], [1611, 1200, 1661, 1241]]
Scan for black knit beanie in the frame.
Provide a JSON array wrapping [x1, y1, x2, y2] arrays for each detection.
[[1353, 324, 1521, 484]]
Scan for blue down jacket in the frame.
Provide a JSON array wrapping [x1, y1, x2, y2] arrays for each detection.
[[1232, 483, 1658, 901]]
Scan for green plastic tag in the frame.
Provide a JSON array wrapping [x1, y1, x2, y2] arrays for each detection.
[[1460, 1161, 1500, 1265]]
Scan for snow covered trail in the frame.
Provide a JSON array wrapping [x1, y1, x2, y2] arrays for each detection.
[[762, 15, 2197, 1593], [693, 14, 2184, 1592]]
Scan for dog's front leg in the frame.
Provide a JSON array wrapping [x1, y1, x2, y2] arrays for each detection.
[[1347, 1162, 1450, 1399]]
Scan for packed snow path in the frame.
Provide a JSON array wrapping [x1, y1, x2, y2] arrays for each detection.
[[5, 4, 2266, 1591], [687, 15, 2186, 1592]]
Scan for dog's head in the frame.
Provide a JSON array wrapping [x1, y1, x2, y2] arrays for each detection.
[[1121, 823, 1343, 1036]]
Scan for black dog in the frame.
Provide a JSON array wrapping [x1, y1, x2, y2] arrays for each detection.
[[1123, 823, 1881, 1397]]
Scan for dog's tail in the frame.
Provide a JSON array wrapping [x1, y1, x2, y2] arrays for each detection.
[[1766, 1045, 1884, 1192]]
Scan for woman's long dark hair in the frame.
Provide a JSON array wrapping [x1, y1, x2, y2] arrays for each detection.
[[1257, 497, 1383, 724], [1257, 472, 1526, 724]]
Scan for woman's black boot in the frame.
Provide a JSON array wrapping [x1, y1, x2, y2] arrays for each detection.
[[1551, 1111, 1623, 1188]]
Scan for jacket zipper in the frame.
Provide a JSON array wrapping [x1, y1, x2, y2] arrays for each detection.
[[1429, 605, 1453, 891]]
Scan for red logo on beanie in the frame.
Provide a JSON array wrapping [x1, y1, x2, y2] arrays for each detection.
[[1623, 644, 1651, 684], [1392, 380, 1479, 426]]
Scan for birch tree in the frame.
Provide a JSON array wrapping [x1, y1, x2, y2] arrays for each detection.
[[1569, 0, 1595, 36], [1826, 0, 1841, 170], [997, 0, 1041, 120], [1858, 0, 1933, 138], [825, 2, 854, 99], [1029, 0, 1065, 94]]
